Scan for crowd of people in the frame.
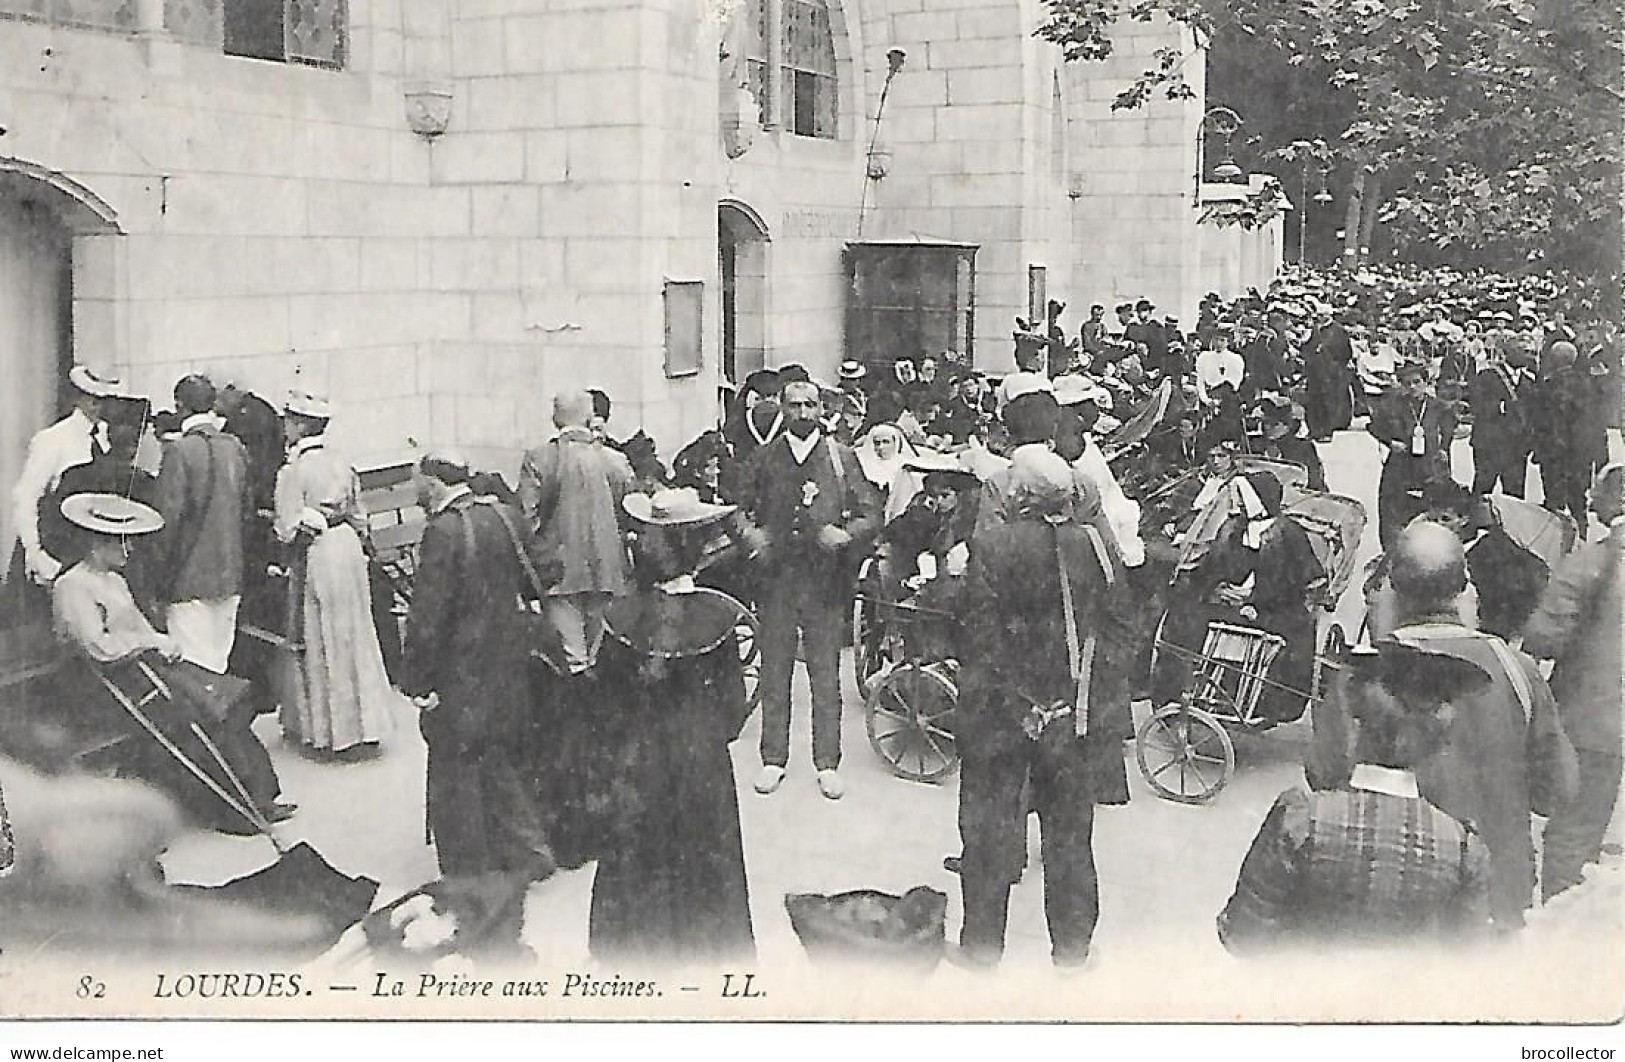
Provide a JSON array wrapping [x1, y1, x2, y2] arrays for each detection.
[[0, 259, 1618, 972]]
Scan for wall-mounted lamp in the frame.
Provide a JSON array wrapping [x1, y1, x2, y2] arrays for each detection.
[[1195, 105, 1244, 201], [857, 47, 908, 233]]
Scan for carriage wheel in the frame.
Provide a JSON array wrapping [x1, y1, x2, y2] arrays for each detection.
[[865, 662, 959, 783], [851, 595, 883, 692], [1135, 704, 1235, 805], [1311, 623, 1347, 702], [735, 611, 761, 709]]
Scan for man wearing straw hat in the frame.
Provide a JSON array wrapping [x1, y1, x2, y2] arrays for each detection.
[[152, 374, 250, 674], [8, 366, 125, 588], [51, 492, 292, 833]]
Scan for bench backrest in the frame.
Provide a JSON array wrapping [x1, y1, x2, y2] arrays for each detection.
[[357, 459, 426, 582]]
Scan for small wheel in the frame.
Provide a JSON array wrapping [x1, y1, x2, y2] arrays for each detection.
[[1135, 703, 1235, 805], [734, 610, 761, 709], [865, 662, 959, 783]]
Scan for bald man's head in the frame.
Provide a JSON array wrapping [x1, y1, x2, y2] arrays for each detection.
[[1390, 520, 1468, 617], [553, 390, 593, 430]]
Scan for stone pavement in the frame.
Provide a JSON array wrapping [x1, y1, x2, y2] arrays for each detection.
[[155, 425, 1625, 1018]]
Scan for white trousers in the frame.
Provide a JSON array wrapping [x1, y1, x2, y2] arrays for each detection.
[[166, 595, 241, 674]]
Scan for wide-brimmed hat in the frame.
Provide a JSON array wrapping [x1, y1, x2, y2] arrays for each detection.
[[285, 390, 332, 419], [838, 360, 868, 381], [904, 451, 972, 476], [1052, 374, 1110, 408], [60, 493, 164, 537], [623, 487, 736, 527], [68, 366, 125, 399]]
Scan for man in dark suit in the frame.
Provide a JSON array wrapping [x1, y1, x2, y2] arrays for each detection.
[[954, 448, 1113, 970], [1469, 348, 1532, 497], [1304, 308, 1355, 442], [1368, 359, 1457, 553], [403, 452, 555, 951], [1125, 299, 1168, 372], [738, 381, 881, 801], [1524, 464, 1624, 900], [153, 375, 249, 674]]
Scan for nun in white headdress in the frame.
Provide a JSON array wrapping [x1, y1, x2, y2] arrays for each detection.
[[272, 392, 394, 759], [854, 423, 917, 511]]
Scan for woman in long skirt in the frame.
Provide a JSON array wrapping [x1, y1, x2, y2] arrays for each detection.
[[273, 393, 393, 758], [587, 488, 756, 963]]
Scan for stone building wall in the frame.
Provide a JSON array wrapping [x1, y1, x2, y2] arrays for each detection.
[[0, 0, 1280, 483]]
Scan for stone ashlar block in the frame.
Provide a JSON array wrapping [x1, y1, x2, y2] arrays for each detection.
[[539, 183, 643, 238], [465, 75, 557, 133], [431, 238, 523, 292], [565, 127, 648, 182], [892, 10, 959, 43], [472, 185, 543, 238], [161, 174, 309, 239], [329, 344, 421, 401], [565, 238, 648, 294], [935, 103, 1026, 144], [927, 38, 1023, 69], [360, 239, 422, 292], [154, 296, 293, 361], [947, 67, 1025, 107], [929, 173, 1023, 209], [451, 16, 506, 77], [552, 71, 646, 128], [954, 6, 1022, 40], [432, 131, 527, 184]]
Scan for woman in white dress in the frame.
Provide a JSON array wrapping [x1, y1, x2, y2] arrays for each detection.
[[273, 393, 393, 759]]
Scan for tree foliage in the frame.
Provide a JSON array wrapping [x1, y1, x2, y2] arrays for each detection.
[[1037, 0, 1625, 281]]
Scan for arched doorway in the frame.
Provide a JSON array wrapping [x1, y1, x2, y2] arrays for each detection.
[[718, 201, 770, 383], [0, 160, 121, 623]]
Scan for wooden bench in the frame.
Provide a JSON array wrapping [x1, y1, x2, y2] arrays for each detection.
[[357, 459, 426, 640]]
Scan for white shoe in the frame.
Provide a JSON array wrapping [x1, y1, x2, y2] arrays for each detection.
[[817, 769, 844, 800], [754, 765, 786, 795]]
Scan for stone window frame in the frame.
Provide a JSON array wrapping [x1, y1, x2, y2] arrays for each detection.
[[742, 0, 849, 142]]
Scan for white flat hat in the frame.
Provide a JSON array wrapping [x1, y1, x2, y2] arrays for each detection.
[[68, 366, 125, 398], [622, 487, 736, 527], [285, 390, 331, 419], [60, 493, 164, 536]]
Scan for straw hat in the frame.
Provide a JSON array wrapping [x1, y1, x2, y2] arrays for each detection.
[[285, 390, 331, 419], [838, 360, 868, 381], [68, 366, 125, 399], [623, 487, 736, 527], [60, 493, 164, 537], [1052, 374, 1110, 408]]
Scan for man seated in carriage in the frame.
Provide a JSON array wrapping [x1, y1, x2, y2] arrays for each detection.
[[1152, 470, 1326, 726]]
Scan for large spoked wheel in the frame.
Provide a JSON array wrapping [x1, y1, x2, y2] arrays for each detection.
[[865, 662, 959, 783], [1135, 703, 1235, 805]]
